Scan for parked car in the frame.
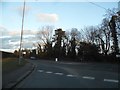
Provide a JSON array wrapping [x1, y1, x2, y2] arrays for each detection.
[[30, 57, 36, 60]]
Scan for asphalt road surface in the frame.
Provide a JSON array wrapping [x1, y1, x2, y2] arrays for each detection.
[[15, 59, 119, 88]]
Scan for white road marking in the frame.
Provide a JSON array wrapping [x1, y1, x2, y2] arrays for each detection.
[[46, 71, 53, 74], [104, 79, 119, 83], [82, 76, 95, 80], [66, 74, 77, 77], [38, 70, 119, 84], [54, 73, 63, 75], [38, 70, 44, 72]]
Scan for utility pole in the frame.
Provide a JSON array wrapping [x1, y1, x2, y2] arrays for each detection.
[[19, 0, 26, 65]]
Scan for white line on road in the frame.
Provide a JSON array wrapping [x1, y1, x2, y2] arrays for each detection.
[[46, 71, 53, 74], [66, 74, 77, 77], [104, 79, 119, 83], [54, 73, 63, 75], [82, 76, 95, 80], [38, 70, 44, 72]]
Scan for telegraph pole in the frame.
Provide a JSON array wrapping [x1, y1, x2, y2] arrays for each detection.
[[19, 0, 26, 65]]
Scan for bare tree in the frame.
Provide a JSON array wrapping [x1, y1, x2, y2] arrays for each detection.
[[100, 18, 111, 55], [105, 8, 120, 54], [83, 26, 97, 44], [36, 26, 54, 58], [83, 23, 111, 55], [37, 26, 53, 45]]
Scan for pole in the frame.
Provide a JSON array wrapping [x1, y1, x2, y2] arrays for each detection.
[[19, 0, 26, 65]]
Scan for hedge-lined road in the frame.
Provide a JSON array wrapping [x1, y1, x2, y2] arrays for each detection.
[[15, 59, 119, 88]]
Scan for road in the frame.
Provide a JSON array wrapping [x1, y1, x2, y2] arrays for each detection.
[[15, 59, 119, 88]]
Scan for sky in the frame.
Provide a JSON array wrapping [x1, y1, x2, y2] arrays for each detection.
[[0, 1, 119, 52]]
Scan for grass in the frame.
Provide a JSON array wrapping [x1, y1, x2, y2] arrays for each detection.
[[2, 58, 28, 73]]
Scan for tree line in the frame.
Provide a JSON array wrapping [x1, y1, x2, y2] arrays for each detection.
[[14, 8, 120, 63]]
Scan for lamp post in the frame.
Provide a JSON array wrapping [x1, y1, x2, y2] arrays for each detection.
[[19, 0, 26, 65]]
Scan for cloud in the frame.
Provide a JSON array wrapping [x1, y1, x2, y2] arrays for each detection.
[[9, 31, 21, 36], [0, 29, 39, 52], [2, 30, 38, 36], [0, 36, 12, 39], [0, 26, 45, 52], [8, 40, 20, 46], [37, 13, 58, 23], [1, 34, 37, 51]]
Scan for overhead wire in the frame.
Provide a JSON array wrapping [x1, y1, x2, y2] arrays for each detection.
[[86, 0, 111, 12]]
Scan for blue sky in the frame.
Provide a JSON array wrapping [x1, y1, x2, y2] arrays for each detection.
[[0, 1, 119, 52], [2, 2, 118, 30]]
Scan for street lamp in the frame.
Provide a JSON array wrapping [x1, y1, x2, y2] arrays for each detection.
[[19, 0, 26, 65]]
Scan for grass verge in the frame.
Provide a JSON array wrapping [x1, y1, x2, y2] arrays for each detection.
[[2, 58, 28, 74]]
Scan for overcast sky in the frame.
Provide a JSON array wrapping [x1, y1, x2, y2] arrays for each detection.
[[0, 1, 119, 52]]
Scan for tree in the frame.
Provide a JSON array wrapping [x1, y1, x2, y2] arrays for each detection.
[[83, 21, 111, 55], [52, 28, 66, 60], [14, 50, 19, 57], [83, 26, 94, 43], [30, 49, 36, 57], [23, 49, 31, 58], [77, 42, 99, 62], [37, 26, 53, 45], [109, 15, 119, 54], [104, 8, 119, 54], [99, 18, 111, 55], [37, 26, 54, 58], [67, 28, 81, 59]]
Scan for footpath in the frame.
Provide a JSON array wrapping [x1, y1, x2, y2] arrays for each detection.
[[2, 60, 35, 89]]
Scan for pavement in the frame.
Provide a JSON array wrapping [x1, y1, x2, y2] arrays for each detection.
[[2, 59, 35, 89]]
